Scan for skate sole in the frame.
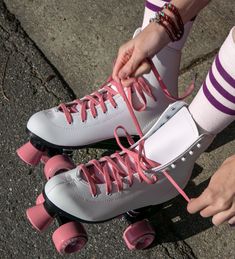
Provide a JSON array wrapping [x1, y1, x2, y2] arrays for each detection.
[[43, 191, 164, 224], [27, 130, 140, 151]]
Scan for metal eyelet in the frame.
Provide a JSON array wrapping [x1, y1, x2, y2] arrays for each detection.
[[189, 150, 194, 155], [197, 143, 201, 148], [171, 163, 176, 169], [181, 157, 186, 162]]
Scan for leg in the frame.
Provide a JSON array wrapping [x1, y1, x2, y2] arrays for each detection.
[[189, 27, 235, 134], [140, 0, 194, 98]]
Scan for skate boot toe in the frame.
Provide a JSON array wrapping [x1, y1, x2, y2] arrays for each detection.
[[45, 167, 77, 194], [27, 110, 54, 141]]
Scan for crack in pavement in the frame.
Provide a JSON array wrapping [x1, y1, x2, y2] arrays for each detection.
[[180, 48, 220, 75], [0, 50, 10, 101], [1, 0, 76, 101]]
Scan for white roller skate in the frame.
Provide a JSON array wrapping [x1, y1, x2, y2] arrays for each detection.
[[26, 101, 214, 252], [17, 29, 193, 167]]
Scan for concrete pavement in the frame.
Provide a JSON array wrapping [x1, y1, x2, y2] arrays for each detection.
[[0, 0, 234, 258], [4, 0, 235, 96]]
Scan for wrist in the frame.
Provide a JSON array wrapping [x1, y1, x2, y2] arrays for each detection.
[[146, 18, 171, 46]]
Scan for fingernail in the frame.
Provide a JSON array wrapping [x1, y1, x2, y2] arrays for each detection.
[[229, 223, 235, 228]]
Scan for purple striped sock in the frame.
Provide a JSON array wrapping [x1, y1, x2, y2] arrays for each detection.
[[189, 27, 235, 134]]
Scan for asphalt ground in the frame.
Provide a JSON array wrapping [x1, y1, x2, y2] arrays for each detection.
[[0, 1, 234, 258]]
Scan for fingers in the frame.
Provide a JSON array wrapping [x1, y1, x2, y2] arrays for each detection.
[[121, 78, 136, 88], [118, 49, 145, 80], [228, 216, 235, 225], [112, 44, 134, 83], [132, 60, 151, 77], [212, 203, 235, 226], [199, 198, 232, 218], [187, 189, 235, 226], [187, 190, 211, 214]]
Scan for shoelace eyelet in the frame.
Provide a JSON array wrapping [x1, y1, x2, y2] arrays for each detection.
[[189, 150, 194, 155], [181, 157, 186, 162], [197, 143, 201, 148]]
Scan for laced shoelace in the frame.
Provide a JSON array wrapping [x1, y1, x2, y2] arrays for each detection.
[[65, 61, 193, 202], [79, 126, 190, 202], [58, 61, 194, 130], [59, 76, 156, 127]]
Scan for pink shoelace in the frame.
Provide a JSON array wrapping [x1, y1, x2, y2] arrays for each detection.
[[68, 62, 193, 202], [79, 125, 190, 202], [59, 76, 156, 131], [58, 61, 194, 133]]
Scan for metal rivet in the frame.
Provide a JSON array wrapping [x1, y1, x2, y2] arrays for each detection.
[[171, 164, 176, 169], [189, 151, 193, 155], [197, 143, 201, 148], [181, 157, 186, 162]]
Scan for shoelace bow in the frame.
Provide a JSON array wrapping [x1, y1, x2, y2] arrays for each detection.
[[79, 126, 190, 202], [58, 61, 194, 128]]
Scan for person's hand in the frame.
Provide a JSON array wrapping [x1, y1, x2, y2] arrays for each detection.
[[187, 155, 235, 226], [112, 22, 169, 85]]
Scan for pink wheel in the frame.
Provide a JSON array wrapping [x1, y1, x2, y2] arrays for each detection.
[[44, 155, 75, 180], [123, 220, 155, 250], [36, 193, 45, 205], [17, 142, 43, 166], [26, 204, 53, 232], [52, 221, 88, 254]]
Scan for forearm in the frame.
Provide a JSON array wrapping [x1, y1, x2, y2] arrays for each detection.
[[143, 0, 211, 57], [169, 0, 211, 24], [113, 0, 211, 80]]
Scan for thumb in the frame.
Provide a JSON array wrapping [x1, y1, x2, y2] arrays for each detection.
[[118, 50, 143, 80], [132, 60, 151, 77]]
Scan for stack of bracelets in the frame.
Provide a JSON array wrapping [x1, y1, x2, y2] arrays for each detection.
[[150, 3, 184, 42]]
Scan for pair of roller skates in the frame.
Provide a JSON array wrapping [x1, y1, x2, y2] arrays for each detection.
[[17, 49, 213, 254]]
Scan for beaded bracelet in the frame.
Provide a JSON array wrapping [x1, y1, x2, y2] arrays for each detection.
[[149, 3, 184, 42], [150, 13, 175, 41], [159, 11, 182, 41], [163, 3, 184, 33]]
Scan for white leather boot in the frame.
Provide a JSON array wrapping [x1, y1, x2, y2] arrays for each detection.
[[41, 101, 214, 222], [17, 31, 191, 166], [17, 29, 192, 165]]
